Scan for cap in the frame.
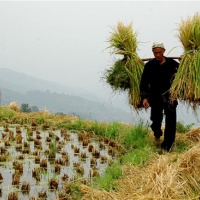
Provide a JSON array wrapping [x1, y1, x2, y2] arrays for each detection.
[[152, 42, 165, 49]]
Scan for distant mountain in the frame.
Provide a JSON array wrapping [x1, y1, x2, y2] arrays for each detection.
[[0, 68, 136, 123], [0, 68, 97, 97]]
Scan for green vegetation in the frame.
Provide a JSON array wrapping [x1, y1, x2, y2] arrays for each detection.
[[0, 106, 15, 119], [95, 162, 123, 191], [120, 122, 149, 150], [176, 120, 195, 133], [122, 148, 152, 166], [20, 103, 39, 113]]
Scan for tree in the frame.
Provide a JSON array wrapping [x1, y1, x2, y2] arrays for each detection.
[[30, 106, 39, 112], [20, 103, 32, 113]]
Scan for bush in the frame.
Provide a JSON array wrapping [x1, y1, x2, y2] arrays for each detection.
[[176, 120, 195, 133]]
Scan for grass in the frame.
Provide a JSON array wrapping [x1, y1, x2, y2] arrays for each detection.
[[176, 120, 195, 133], [95, 162, 123, 191], [122, 148, 152, 166], [0, 106, 15, 119], [120, 121, 149, 150]]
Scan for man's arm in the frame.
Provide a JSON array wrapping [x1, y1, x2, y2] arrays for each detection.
[[140, 64, 150, 108]]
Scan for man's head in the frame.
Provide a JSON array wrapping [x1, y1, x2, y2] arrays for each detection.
[[152, 42, 165, 62]]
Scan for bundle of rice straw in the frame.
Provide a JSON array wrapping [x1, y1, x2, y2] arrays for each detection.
[[170, 13, 200, 110], [104, 21, 144, 109]]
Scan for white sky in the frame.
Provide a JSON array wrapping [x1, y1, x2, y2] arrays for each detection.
[[0, 1, 200, 124]]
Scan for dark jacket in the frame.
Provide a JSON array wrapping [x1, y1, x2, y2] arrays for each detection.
[[140, 57, 179, 106]]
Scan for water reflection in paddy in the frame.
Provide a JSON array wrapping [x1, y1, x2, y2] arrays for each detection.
[[0, 125, 117, 199]]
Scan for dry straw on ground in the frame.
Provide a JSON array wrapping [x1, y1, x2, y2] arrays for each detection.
[[185, 127, 200, 142], [8, 102, 20, 112]]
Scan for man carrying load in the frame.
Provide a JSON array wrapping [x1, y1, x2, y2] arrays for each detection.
[[140, 42, 179, 152]]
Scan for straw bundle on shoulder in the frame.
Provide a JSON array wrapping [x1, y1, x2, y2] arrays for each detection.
[[104, 22, 144, 109], [170, 13, 200, 109]]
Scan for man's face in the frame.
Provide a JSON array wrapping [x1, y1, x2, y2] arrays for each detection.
[[152, 47, 165, 61]]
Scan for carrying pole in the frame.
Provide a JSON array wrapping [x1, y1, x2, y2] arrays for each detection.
[[142, 56, 181, 61]]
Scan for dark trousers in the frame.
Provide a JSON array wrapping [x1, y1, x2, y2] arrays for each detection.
[[150, 102, 177, 149]]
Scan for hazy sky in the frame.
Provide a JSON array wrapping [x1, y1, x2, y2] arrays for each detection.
[[0, 1, 200, 124]]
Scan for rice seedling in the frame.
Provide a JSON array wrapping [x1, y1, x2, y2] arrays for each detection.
[[40, 159, 47, 168], [8, 191, 18, 200], [45, 136, 51, 142], [0, 146, 7, 154], [13, 160, 23, 172], [92, 148, 100, 158], [55, 158, 64, 165], [0, 173, 3, 182], [4, 127, 9, 132], [100, 155, 107, 164], [62, 154, 70, 165], [0, 154, 7, 162], [16, 134, 22, 144], [12, 173, 20, 186], [5, 140, 11, 147], [32, 167, 41, 179], [90, 157, 97, 167], [9, 130, 15, 141], [58, 190, 69, 199], [38, 190, 47, 199], [54, 164, 61, 174], [108, 146, 115, 157], [22, 148, 30, 154], [76, 165, 84, 176], [35, 155, 40, 164], [103, 21, 144, 109], [21, 181, 30, 194], [74, 146, 80, 154], [49, 177, 58, 190], [16, 126, 22, 134], [88, 144, 94, 152], [89, 167, 99, 178], [170, 12, 200, 110], [82, 139, 89, 147], [80, 151, 87, 159], [62, 173, 69, 181]]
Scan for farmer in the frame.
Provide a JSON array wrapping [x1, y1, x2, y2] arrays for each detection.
[[140, 42, 179, 152]]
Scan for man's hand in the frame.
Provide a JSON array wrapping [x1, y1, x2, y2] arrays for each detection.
[[143, 99, 149, 109]]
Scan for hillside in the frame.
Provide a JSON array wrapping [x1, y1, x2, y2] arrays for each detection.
[[0, 68, 135, 123]]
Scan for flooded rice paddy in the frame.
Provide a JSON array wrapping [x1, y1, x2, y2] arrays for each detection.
[[0, 124, 118, 199]]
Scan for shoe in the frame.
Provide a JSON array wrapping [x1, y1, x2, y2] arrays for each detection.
[[161, 142, 173, 153], [154, 137, 161, 147]]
